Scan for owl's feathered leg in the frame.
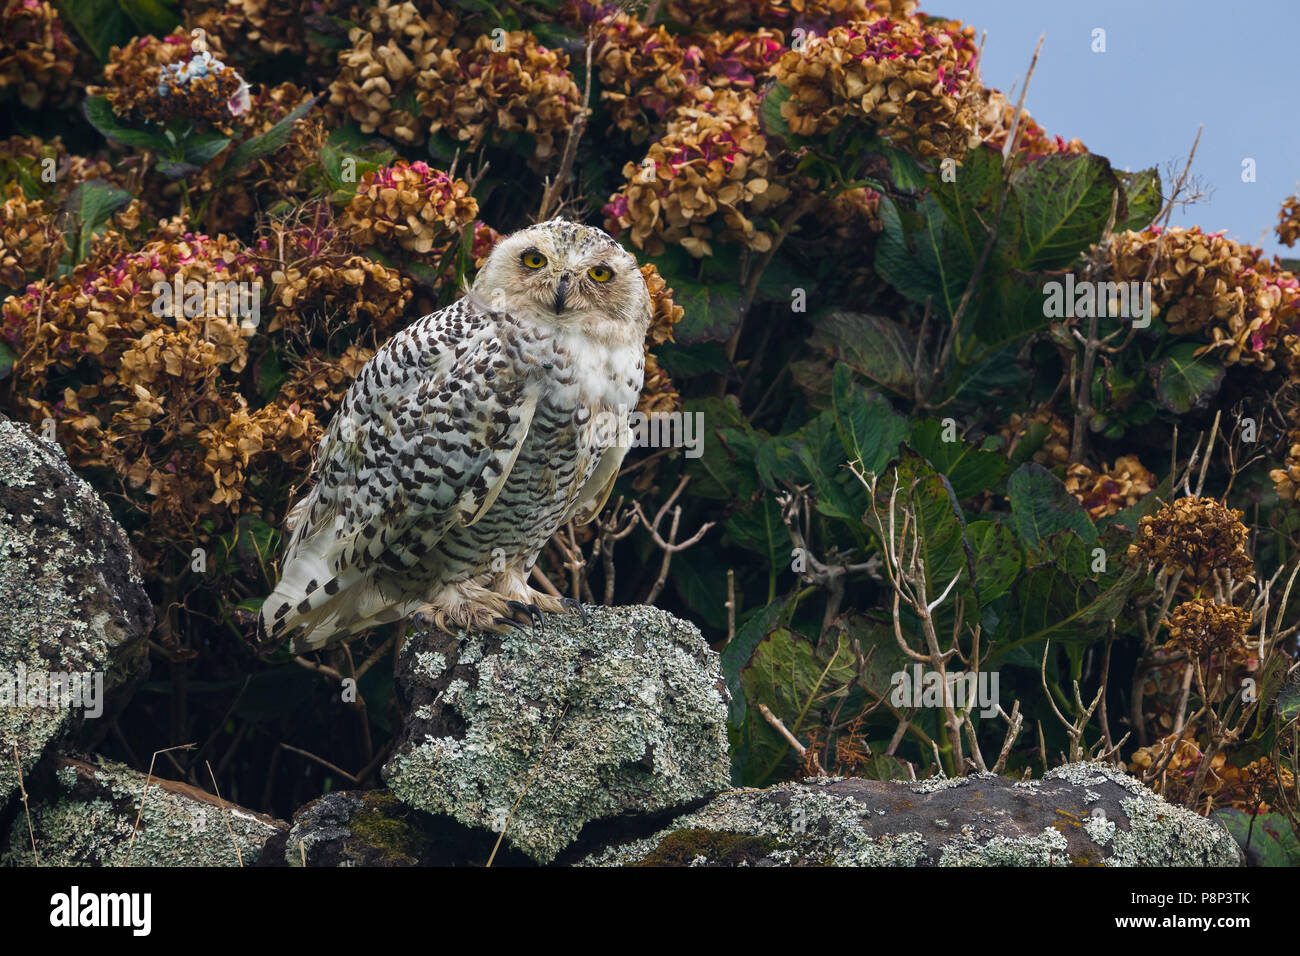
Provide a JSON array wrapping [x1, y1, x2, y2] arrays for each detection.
[[494, 565, 569, 618]]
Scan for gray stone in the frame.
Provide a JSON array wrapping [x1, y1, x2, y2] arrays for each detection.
[[578, 761, 1244, 866], [286, 790, 437, 866], [0, 417, 153, 816], [2, 756, 285, 865], [383, 604, 731, 863]]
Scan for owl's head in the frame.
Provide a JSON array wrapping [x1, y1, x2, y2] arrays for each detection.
[[470, 219, 651, 344]]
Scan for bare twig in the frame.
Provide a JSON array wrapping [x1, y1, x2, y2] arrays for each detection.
[[12, 744, 39, 865]]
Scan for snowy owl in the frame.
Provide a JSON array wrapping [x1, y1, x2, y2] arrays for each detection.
[[262, 219, 652, 652]]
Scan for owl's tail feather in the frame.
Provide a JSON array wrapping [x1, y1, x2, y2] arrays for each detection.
[[260, 541, 418, 652]]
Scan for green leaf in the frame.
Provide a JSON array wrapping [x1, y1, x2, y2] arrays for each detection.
[[1012, 153, 1124, 270], [257, 349, 287, 402], [1008, 420, 1051, 469], [928, 144, 1010, 262], [832, 363, 906, 478], [725, 495, 792, 570], [65, 179, 131, 263], [867, 452, 974, 597], [0, 341, 16, 381], [1008, 462, 1097, 554], [721, 601, 785, 732], [669, 544, 729, 632], [1213, 809, 1300, 867], [1154, 342, 1225, 414], [908, 418, 1009, 501], [182, 130, 232, 167], [808, 310, 918, 398], [966, 520, 1021, 604], [154, 160, 200, 179], [220, 95, 319, 182], [117, 0, 180, 35], [1117, 167, 1162, 232], [1276, 674, 1300, 723], [83, 96, 171, 151], [989, 553, 1138, 662], [682, 396, 759, 501], [756, 370, 904, 521], [759, 82, 792, 141], [670, 278, 743, 344], [737, 627, 856, 784], [54, 0, 136, 62]]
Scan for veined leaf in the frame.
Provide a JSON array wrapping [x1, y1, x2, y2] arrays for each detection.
[[83, 96, 170, 151], [1008, 462, 1097, 555], [220, 95, 319, 181], [1154, 342, 1225, 414], [1012, 152, 1125, 270]]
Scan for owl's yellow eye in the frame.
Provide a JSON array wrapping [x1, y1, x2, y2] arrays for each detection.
[[521, 251, 547, 269], [588, 265, 613, 283]]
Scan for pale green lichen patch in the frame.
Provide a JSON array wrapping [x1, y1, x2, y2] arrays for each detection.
[[910, 773, 988, 794], [1109, 795, 1242, 866], [1085, 811, 1117, 846], [384, 604, 731, 864], [2, 758, 284, 866], [938, 826, 1071, 866], [1044, 761, 1150, 797]]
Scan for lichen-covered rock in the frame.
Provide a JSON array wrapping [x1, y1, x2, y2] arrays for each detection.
[[1, 757, 286, 866], [579, 762, 1243, 866], [383, 604, 731, 864], [285, 791, 432, 866], [286, 790, 471, 866], [0, 417, 153, 816]]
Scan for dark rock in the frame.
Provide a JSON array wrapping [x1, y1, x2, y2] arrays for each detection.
[[283, 789, 535, 866], [579, 762, 1244, 866], [383, 604, 731, 863], [0, 417, 153, 817]]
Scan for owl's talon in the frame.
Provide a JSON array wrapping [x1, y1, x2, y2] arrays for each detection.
[[494, 616, 530, 633], [561, 598, 587, 626], [505, 600, 545, 630]]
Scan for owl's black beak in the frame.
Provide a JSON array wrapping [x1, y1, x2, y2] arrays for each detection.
[[553, 273, 570, 314]]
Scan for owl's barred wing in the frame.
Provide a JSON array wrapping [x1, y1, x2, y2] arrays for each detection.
[[566, 443, 628, 526], [261, 302, 543, 649]]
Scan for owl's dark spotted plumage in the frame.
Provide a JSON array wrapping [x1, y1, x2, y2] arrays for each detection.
[[262, 219, 652, 651]]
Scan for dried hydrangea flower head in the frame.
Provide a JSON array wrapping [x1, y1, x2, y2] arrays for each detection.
[[1162, 597, 1253, 665], [338, 160, 478, 254], [0, 0, 80, 109], [1106, 226, 1300, 370], [1065, 455, 1154, 520], [1277, 195, 1300, 248], [93, 28, 250, 130], [1128, 496, 1255, 586], [604, 89, 788, 257], [772, 14, 982, 159], [158, 47, 250, 117], [417, 30, 582, 163]]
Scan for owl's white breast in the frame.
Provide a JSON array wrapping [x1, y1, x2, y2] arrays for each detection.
[[550, 327, 644, 416]]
